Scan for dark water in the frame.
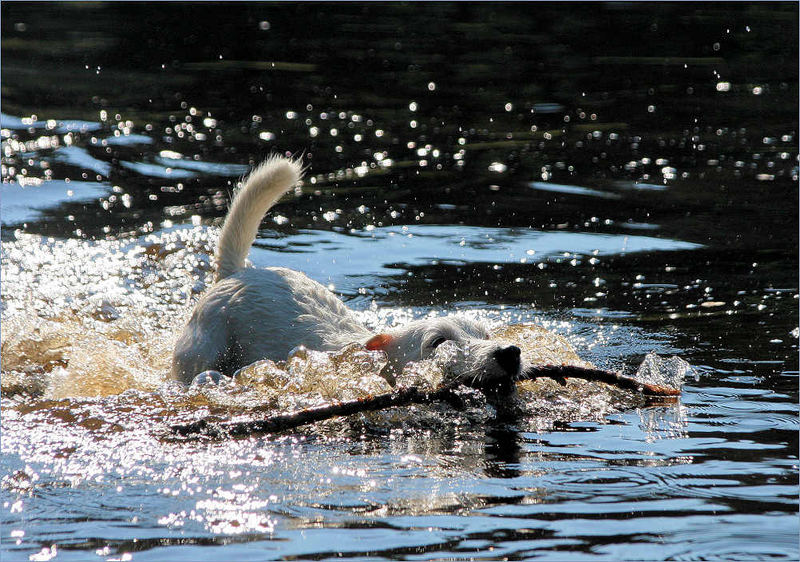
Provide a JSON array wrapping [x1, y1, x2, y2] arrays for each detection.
[[1, 3, 798, 560]]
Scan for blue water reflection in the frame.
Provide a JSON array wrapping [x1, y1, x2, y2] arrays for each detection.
[[250, 225, 703, 290]]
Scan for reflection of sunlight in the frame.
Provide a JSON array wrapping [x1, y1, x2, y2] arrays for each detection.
[[529, 181, 622, 199], [1, 112, 101, 133], [103, 133, 153, 146], [193, 488, 277, 535], [153, 155, 249, 176], [0, 179, 110, 226], [119, 160, 197, 179], [53, 145, 112, 176]]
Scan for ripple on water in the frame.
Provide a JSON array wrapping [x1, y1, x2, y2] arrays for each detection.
[[248, 225, 704, 284], [0, 180, 110, 227]]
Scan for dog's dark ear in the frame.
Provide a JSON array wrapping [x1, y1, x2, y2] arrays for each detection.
[[365, 333, 393, 351]]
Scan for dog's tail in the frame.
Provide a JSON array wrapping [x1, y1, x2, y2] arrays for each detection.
[[215, 155, 303, 281]]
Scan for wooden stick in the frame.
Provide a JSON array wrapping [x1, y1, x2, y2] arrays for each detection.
[[171, 364, 680, 438], [519, 365, 682, 396], [172, 383, 462, 438]]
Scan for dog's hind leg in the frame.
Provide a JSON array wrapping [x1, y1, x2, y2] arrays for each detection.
[[171, 314, 229, 383]]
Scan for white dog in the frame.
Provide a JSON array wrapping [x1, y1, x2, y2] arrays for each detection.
[[172, 156, 523, 386]]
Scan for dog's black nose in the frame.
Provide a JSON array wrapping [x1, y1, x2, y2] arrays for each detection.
[[493, 345, 521, 375]]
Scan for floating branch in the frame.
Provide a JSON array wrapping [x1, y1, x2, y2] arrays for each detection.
[[172, 363, 680, 438], [518, 364, 681, 397], [172, 383, 463, 439]]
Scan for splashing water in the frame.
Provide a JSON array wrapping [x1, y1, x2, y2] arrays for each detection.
[[635, 352, 694, 389], [1, 224, 689, 441], [229, 344, 392, 411], [1, 227, 215, 399]]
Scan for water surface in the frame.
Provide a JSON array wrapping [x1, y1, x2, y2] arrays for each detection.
[[2, 4, 797, 560]]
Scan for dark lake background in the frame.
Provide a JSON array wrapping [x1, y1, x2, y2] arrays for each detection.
[[1, 3, 798, 560]]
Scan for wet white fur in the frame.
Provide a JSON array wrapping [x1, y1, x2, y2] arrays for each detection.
[[172, 156, 520, 384]]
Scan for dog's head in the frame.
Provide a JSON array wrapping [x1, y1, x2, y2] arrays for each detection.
[[365, 316, 522, 389]]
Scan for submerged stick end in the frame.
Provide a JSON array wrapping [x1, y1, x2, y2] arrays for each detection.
[[172, 419, 226, 438]]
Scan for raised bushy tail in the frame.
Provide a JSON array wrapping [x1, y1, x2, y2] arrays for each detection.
[[215, 155, 303, 281]]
